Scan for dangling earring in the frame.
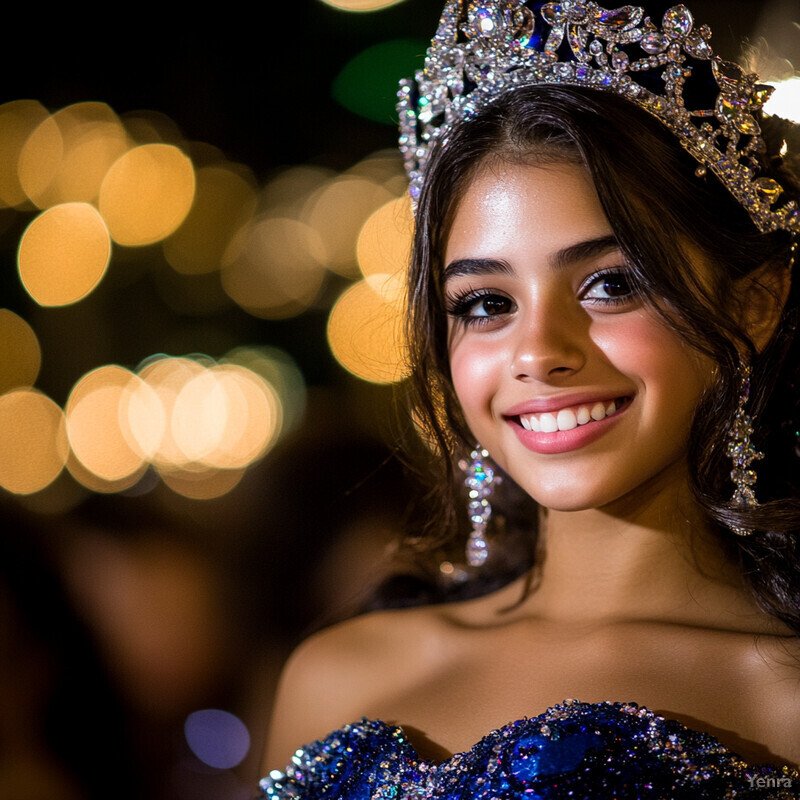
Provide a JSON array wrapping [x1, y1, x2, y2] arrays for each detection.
[[726, 364, 763, 535], [459, 446, 497, 566]]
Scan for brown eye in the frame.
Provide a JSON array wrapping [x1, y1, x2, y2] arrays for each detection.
[[582, 271, 635, 304], [446, 290, 515, 325], [474, 295, 512, 316]]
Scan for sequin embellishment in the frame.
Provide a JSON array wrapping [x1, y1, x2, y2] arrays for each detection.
[[260, 700, 800, 798]]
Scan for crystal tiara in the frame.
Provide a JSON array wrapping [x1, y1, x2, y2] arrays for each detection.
[[397, 1, 800, 234]]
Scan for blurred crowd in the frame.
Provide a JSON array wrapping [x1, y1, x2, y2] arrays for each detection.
[[0, 389, 412, 799]]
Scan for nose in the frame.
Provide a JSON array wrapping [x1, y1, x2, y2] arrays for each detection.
[[510, 301, 587, 382]]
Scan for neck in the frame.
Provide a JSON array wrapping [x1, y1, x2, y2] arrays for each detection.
[[526, 467, 758, 628]]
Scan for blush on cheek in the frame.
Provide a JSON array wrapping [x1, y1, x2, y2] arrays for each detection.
[[449, 342, 508, 438], [593, 317, 685, 376], [450, 341, 508, 391]]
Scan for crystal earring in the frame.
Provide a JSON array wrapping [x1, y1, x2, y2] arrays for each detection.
[[726, 364, 763, 535], [459, 446, 497, 566]]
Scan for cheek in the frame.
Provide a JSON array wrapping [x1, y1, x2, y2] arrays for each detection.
[[448, 334, 509, 414], [591, 316, 709, 396]]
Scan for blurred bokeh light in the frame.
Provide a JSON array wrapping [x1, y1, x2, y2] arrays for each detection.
[[159, 466, 247, 500], [224, 345, 306, 435], [18, 202, 112, 306], [0, 310, 41, 393], [222, 215, 328, 319], [184, 709, 251, 770], [66, 366, 151, 484], [303, 174, 396, 277], [0, 389, 68, 494], [327, 275, 409, 384], [0, 100, 49, 208], [18, 102, 129, 209], [332, 39, 427, 124], [99, 143, 196, 246], [163, 164, 258, 275], [357, 194, 414, 279], [765, 76, 800, 123], [0, 85, 410, 503]]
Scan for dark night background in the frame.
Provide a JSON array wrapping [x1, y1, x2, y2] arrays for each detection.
[[0, 2, 795, 799]]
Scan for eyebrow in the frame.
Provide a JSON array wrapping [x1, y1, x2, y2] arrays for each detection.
[[442, 257, 513, 282], [550, 234, 620, 271], [442, 234, 621, 283]]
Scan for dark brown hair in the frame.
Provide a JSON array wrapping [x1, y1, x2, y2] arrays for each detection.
[[395, 84, 800, 628]]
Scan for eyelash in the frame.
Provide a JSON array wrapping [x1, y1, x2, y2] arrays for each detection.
[[445, 268, 637, 326], [578, 268, 638, 307], [445, 287, 512, 327]]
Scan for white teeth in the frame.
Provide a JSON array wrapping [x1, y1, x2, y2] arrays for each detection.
[[540, 413, 558, 433], [556, 408, 578, 430], [519, 399, 623, 433]]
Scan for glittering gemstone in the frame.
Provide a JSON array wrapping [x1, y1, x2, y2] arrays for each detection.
[[663, 4, 693, 37], [589, 39, 604, 56], [510, 6, 535, 43], [750, 84, 773, 107], [469, 498, 488, 516], [478, 17, 496, 35], [567, 21, 589, 60], [684, 34, 712, 59], [641, 31, 668, 54], [467, 534, 488, 566], [567, 3, 588, 22], [754, 177, 782, 202], [611, 50, 629, 70], [716, 96, 760, 134], [544, 27, 564, 55], [541, 3, 564, 24], [596, 6, 642, 30], [418, 98, 435, 124], [467, 5, 498, 37], [712, 58, 745, 89], [736, 114, 760, 136], [442, 50, 465, 69]]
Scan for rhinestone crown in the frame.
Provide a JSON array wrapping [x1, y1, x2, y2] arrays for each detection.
[[397, 1, 799, 234]]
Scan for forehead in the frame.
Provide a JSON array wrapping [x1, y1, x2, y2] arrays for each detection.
[[444, 160, 613, 263]]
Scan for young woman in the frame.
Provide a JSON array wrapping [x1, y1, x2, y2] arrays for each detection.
[[262, 1, 800, 796]]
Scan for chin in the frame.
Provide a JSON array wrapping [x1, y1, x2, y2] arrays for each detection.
[[510, 477, 615, 513]]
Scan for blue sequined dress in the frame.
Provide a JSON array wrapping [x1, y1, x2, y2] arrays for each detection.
[[261, 699, 800, 798]]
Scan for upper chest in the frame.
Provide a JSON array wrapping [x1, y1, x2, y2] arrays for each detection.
[[362, 617, 800, 767]]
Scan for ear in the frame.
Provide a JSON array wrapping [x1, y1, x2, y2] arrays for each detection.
[[734, 261, 791, 353]]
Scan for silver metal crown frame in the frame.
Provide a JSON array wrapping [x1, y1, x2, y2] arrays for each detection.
[[397, 0, 799, 234]]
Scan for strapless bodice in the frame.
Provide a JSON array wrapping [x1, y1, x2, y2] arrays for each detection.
[[260, 699, 799, 798]]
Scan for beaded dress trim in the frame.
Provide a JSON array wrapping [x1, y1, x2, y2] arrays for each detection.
[[261, 699, 800, 799]]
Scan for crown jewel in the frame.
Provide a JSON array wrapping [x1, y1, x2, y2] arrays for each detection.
[[398, 1, 799, 234]]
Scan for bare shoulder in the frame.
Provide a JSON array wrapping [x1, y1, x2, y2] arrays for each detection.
[[263, 603, 446, 771]]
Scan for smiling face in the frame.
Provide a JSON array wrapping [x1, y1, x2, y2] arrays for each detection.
[[444, 158, 714, 513]]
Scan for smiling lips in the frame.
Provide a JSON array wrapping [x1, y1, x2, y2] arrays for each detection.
[[508, 396, 630, 454], [519, 398, 624, 433]]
